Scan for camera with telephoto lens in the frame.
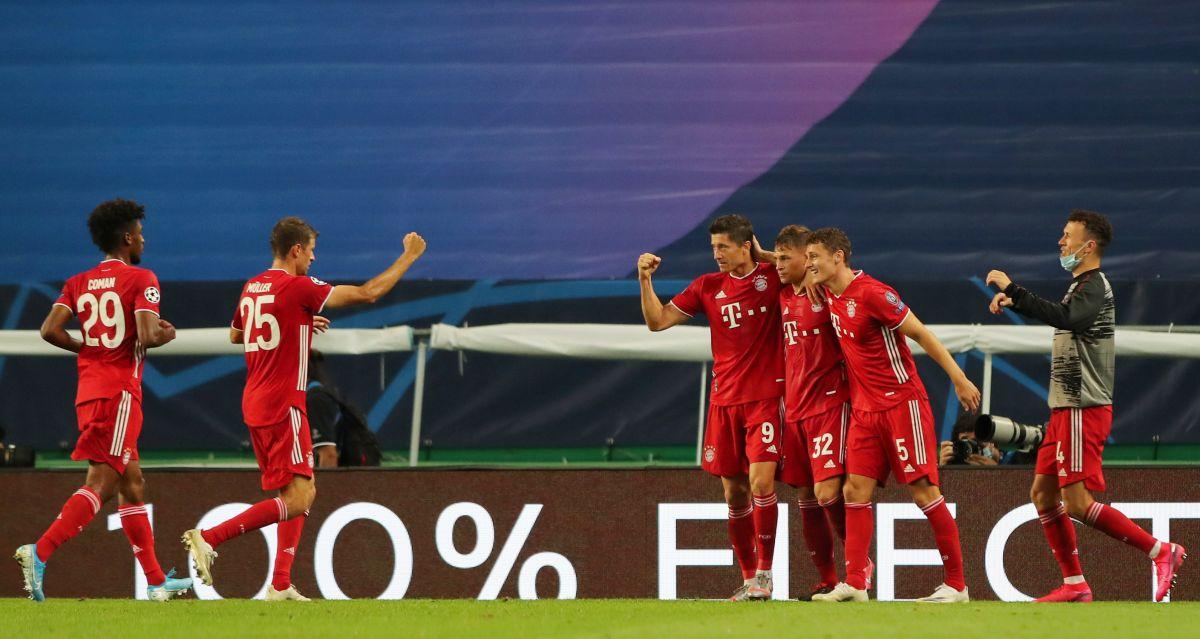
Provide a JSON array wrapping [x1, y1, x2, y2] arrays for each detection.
[[950, 438, 984, 464], [973, 414, 1045, 453]]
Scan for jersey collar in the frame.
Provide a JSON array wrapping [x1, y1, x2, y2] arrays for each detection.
[[829, 270, 864, 299], [727, 262, 762, 280]]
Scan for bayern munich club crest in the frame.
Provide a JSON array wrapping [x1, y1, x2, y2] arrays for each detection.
[[811, 302, 823, 313], [703, 445, 716, 463], [846, 299, 857, 318], [752, 274, 768, 292]]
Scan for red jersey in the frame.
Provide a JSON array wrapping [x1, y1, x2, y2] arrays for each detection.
[[824, 271, 926, 412], [780, 286, 849, 421], [232, 269, 333, 426], [670, 262, 784, 406], [54, 259, 161, 405]]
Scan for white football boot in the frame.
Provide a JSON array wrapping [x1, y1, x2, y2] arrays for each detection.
[[916, 583, 969, 603], [811, 582, 869, 602], [266, 584, 312, 601]]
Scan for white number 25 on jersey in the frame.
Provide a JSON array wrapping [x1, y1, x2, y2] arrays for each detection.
[[239, 295, 280, 352]]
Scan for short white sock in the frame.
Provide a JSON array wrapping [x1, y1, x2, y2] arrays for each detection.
[[1064, 575, 1087, 586], [1149, 541, 1163, 559], [756, 569, 772, 579]]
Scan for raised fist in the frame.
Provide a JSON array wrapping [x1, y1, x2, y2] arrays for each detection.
[[403, 232, 427, 259], [637, 253, 662, 279]]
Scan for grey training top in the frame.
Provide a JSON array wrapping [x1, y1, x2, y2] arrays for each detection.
[[1004, 269, 1115, 409]]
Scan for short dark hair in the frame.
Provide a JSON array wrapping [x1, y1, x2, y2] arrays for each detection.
[[806, 227, 852, 265], [708, 214, 755, 248], [774, 224, 811, 250], [270, 216, 318, 258], [952, 412, 977, 439], [1067, 209, 1112, 254], [87, 199, 145, 253]]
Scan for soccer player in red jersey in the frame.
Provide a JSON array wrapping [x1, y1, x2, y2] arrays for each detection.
[[14, 199, 192, 602], [987, 210, 1185, 602], [182, 217, 426, 601], [772, 225, 858, 600], [638, 214, 785, 600], [805, 227, 980, 603]]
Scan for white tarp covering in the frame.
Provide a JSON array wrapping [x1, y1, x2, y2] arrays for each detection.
[[3, 323, 1198, 360], [0, 326, 414, 356], [431, 323, 1200, 361], [431, 323, 712, 362]]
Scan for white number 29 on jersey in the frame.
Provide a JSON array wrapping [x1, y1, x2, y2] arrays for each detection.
[[77, 291, 126, 349], [239, 295, 280, 352]]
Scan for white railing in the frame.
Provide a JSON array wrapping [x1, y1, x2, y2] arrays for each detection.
[[3, 324, 1198, 465]]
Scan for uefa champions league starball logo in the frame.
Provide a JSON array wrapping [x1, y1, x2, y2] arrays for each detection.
[[144, 287, 160, 304], [753, 274, 768, 292], [310, 276, 328, 286]]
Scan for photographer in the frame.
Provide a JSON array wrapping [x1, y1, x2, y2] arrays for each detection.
[[938, 412, 1038, 467], [938, 413, 1002, 466]]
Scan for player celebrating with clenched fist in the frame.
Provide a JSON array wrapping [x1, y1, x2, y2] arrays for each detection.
[[183, 217, 425, 601], [638, 214, 786, 601]]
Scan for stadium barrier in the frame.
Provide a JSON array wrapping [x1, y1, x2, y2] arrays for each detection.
[[1, 467, 1197, 601], [2, 323, 1198, 464]]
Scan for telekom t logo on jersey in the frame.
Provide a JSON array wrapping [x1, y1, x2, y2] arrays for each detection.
[[783, 320, 799, 345], [720, 302, 743, 328]]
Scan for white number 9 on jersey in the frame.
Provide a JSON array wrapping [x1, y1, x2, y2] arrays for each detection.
[[240, 295, 280, 352], [760, 422, 775, 444]]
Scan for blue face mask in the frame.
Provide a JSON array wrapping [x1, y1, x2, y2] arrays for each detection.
[[1059, 244, 1090, 272]]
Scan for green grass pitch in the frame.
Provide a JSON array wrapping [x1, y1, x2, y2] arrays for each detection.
[[1, 599, 1199, 639]]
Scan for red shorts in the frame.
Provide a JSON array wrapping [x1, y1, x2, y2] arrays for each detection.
[[249, 407, 314, 491], [1036, 405, 1111, 492], [72, 390, 141, 474], [701, 398, 785, 477], [782, 402, 851, 487], [846, 397, 939, 486]]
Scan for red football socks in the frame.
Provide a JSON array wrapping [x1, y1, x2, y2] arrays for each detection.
[[728, 504, 757, 580], [36, 486, 102, 562], [821, 494, 847, 540], [799, 498, 838, 585], [752, 492, 778, 571], [118, 503, 166, 586], [844, 501, 873, 590], [201, 497, 287, 548], [1038, 504, 1084, 581], [920, 496, 966, 591], [1084, 502, 1159, 555], [272, 510, 307, 591]]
